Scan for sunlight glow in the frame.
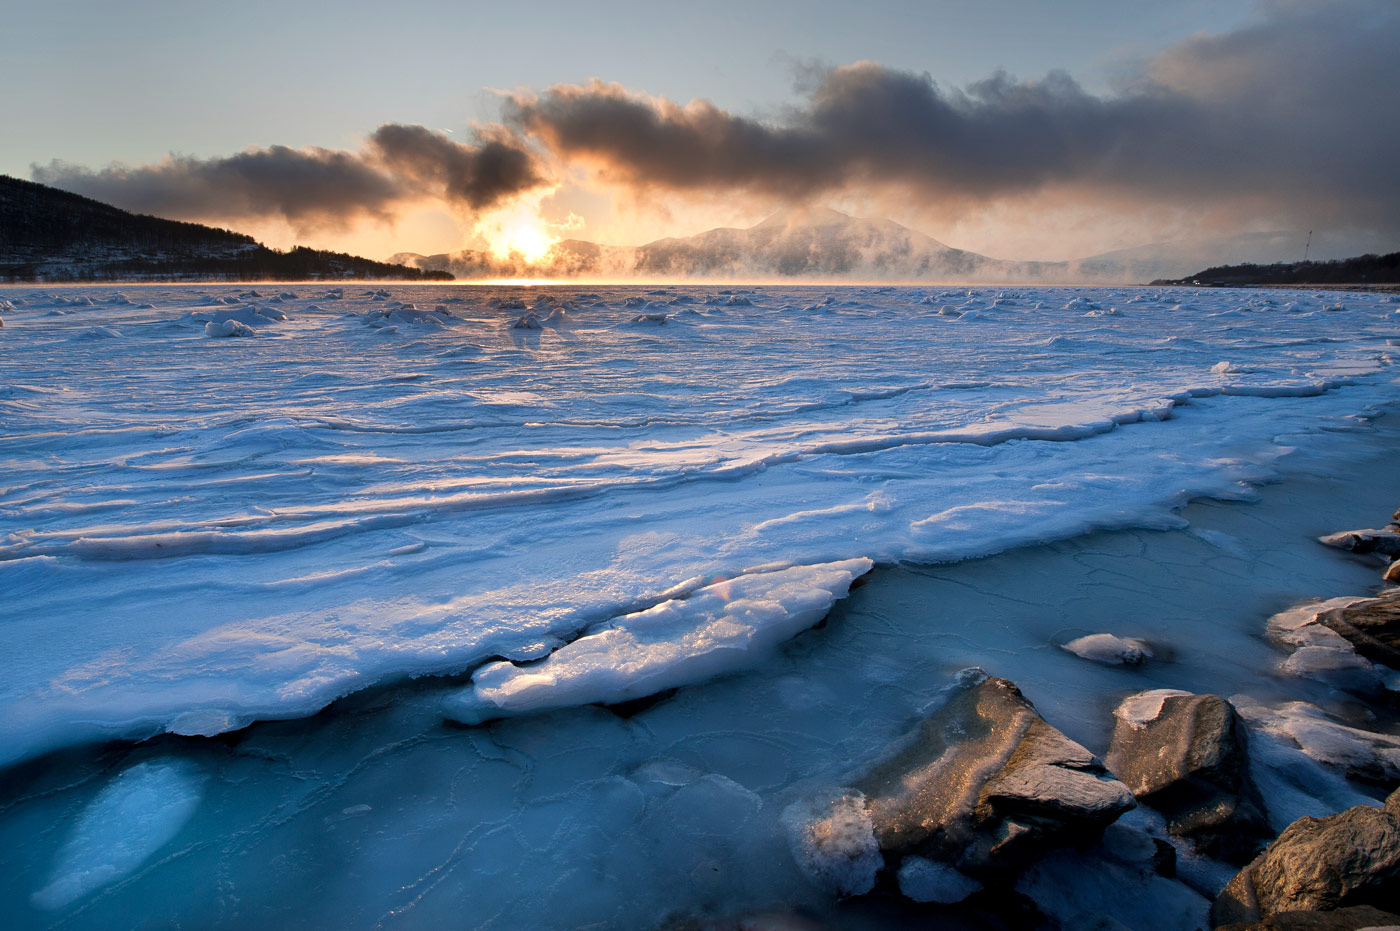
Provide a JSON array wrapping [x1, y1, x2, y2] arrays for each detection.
[[474, 193, 566, 264]]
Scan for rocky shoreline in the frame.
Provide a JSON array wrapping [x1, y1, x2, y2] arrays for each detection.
[[690, 506, 1400, 930]]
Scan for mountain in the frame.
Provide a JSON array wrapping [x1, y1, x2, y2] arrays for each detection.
[[393, 207, 1064, 282], [1069, 231, 1316, 283], [0, 175, 453, 282]]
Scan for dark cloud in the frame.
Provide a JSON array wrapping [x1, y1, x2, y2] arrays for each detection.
[[32, 146, 404, 227], [33, 126, 547, 229], [367, 124, 545, 210], [506, 0, 1400, 234]]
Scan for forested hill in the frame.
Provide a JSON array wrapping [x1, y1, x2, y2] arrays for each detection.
[[0, 175, 453, 282], [1151, 251, 1400, 287]]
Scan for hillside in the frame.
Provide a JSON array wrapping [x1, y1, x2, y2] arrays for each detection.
[[1151, 251, 1400, 287], [0, 175, 453, 282]]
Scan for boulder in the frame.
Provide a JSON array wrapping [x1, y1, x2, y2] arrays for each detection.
[[1213, 789, 1400, 925], [794, 671, 1134, 898], [1217, 904, 1400, 930], [1384, 560, 1400, 584], [1107, 691, 1270, 862]]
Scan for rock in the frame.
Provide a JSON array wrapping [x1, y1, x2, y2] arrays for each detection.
[[1266, 599, 1390, 694], [1063, 633, 1153, 666], [1107, 691, 1271, 862], [1385, 560, 1400, 584], [1318, 591, 1400, 669], [1212, 789, 1400, 925], [1231, 697, 1400, 785], [1217, 904, 1400, 930], [1320, 530, 1400, 559], [798, 671, 1134, 895]]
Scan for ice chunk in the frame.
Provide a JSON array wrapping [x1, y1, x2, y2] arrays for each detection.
[[364, 306, 450, 328], [205, 319, 256, 338], [783, 792, 881, 896], [32, 760, 206, 909], [444, 558, 872, 722], [897, 857, 983, 903], [1280, 644, 1384, 694]]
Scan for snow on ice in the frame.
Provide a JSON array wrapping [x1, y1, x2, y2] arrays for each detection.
[[0, 283, 1397, 769]]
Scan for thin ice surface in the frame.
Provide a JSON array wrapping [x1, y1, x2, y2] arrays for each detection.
[[1, 284, 1398, 764]]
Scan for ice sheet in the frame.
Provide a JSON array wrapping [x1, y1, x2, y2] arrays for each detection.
[[1, 283, 1398, 765]]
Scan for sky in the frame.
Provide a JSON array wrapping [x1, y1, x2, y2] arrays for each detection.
[[4, 0, 1395, 264]]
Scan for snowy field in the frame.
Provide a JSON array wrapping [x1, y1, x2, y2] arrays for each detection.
[[2, 283, 1400, 927]]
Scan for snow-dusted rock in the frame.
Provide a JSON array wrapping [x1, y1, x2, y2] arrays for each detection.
[[1107, 691, 1270, 861], [1063, 632, 1153, 665], [1266, 593, 1400, 693], [1232, 697, 1400, 784], [1320, 529, 1400, 559], [796, 671, 1133, 897]]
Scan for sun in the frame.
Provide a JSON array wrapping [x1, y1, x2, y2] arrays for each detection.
[[477, 197, 560, 264]]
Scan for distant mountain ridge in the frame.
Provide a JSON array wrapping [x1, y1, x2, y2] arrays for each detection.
[[0, 175, 453, 282], [394, 207, 1066, 282], [10, 172, 1369, 284], [394, 208, 1337, 284]]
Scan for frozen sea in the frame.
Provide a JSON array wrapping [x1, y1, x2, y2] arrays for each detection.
[[2, 282, 1399, 928]]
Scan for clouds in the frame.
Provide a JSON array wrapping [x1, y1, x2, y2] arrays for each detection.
[[33, 125, 548, 230], [27, 0, 1399, 249], [33, 146, 403, 228], [365, 124, 544, 211], [506, 0, 1399, 234]]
